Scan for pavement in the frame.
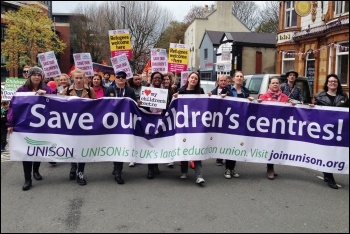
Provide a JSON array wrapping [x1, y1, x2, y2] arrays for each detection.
[[1, 141, 349, 233], [1, 144, 10, 162]]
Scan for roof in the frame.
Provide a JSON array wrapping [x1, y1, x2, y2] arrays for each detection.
[[224, 32, 276, 45], [206, 30, 225, 45], [199, 30, 225, 49]]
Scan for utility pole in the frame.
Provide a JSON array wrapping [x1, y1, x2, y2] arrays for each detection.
[[121, 5, 125, 29]]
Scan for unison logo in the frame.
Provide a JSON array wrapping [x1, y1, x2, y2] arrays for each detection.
[[25, 136, 74, 159]]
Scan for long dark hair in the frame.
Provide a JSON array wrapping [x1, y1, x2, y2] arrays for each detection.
[[323, 74, 344, 94], [23, 76, 46, 91], [182, 72, 202, 94]]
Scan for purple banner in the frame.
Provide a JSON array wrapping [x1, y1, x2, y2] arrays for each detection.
[[10, 94, 349, 147]]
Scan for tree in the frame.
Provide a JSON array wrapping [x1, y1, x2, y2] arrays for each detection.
[[232, 1, 260, 31], [1, 5, 66, 70], [154, 21, 190, 50], [183, 5, 207, 24], [71, 1, 173, 73], [254, 1, 279, 33]]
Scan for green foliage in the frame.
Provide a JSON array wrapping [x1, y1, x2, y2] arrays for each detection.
[[253, 1, 279, 33], [154, 21, 190, 52], [254, 19, 279, 33], [1, 5, 66, 70]]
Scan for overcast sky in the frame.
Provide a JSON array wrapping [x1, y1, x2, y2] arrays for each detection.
[[52, 1, 215, 22]]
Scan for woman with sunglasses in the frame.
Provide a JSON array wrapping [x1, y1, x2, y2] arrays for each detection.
[[105, 71, 137, 185]]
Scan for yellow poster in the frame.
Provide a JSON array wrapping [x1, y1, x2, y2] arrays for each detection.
[[109, 33, 131, 50], [109, 29, 133, 59], [168, 43, 189, 72]]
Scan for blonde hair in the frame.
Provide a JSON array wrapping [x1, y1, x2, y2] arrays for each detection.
[[72, 68, 85, 78]]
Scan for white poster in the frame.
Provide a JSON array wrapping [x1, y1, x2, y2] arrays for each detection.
[[140, 86, 169, 109], [151, 48, 168, 73], [180, 71, 190, 87], [110, 53, 133, 79], [73, 53, 94, 77], [38, 51, 61, 78]]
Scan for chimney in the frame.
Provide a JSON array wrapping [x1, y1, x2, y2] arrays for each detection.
[[204, 5, 208, 12]]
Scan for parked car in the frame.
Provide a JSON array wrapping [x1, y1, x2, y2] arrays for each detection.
[[200, 80, 216, 93], [243, 74, 313, 103]]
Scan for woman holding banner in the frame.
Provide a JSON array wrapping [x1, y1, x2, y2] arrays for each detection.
[[173, 72, 206, 185], [309, 74, 349, 189], [62, 68, 96, 186], [105, 70, 137, 184], [257, 77, 295, 180], [7, 67, 54, 191], [140, 72, 165, 179]]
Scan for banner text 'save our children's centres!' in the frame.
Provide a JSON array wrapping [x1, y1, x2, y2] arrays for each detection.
[[9, 94, 349, 174]]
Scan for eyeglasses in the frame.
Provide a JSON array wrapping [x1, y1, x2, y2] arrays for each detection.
[[328, 80, 338, 83], [116, 76, 126, 79], [23, 70, 29, 73]]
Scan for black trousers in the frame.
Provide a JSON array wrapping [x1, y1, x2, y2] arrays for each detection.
[[113, 162, 123, 176], [23, 161, 41, 180], [71, 163, 85, 173], [148, 164, 158, 170], [267, 163, 274, 170], [1, 127, 7, 149], [225, 160, 236, 170]]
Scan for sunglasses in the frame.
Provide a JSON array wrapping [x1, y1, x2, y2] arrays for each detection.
[[23, 70, 29, 73], [116, 76, 126, 79]]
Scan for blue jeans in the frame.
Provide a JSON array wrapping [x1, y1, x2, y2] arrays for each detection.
[[180, 161, 203, 178]]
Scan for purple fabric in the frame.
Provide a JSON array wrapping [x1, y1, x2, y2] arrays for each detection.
[[7, 85, 53, 127], [9, 95, 349, 147]]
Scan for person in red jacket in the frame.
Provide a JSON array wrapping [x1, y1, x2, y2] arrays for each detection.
[[257, 77, 294, 180]]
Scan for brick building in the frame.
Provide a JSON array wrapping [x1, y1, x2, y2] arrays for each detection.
[[1, 1, 71, 79], [276, 1, 349, 95]]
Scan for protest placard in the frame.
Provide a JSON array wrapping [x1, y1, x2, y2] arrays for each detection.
[[110, 53, 133, 79], [168, 43, 189, 73], [151, 48, 168, 73], [38, 51, 61, 78], [109, 29, 132, 60], [73, 53, 94, 76], [1, 78, 26, 100], [140, 86, 168, 109]]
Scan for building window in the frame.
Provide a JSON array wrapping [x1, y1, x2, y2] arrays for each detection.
[[305, 51, 315, 92], [1, 54, 7, 65], [285, 1, 297, 28], [336, 42, 349, 86], [204, 49, 208, 60], [1, 24, 7, 41], [1, 5, 7, 14], [200, 72, 211, 80], [282, 51, 295, 73], [334, 1, 349, 15]]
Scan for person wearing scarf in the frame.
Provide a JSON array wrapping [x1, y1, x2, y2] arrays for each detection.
[[257, 77, 290, 180]]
